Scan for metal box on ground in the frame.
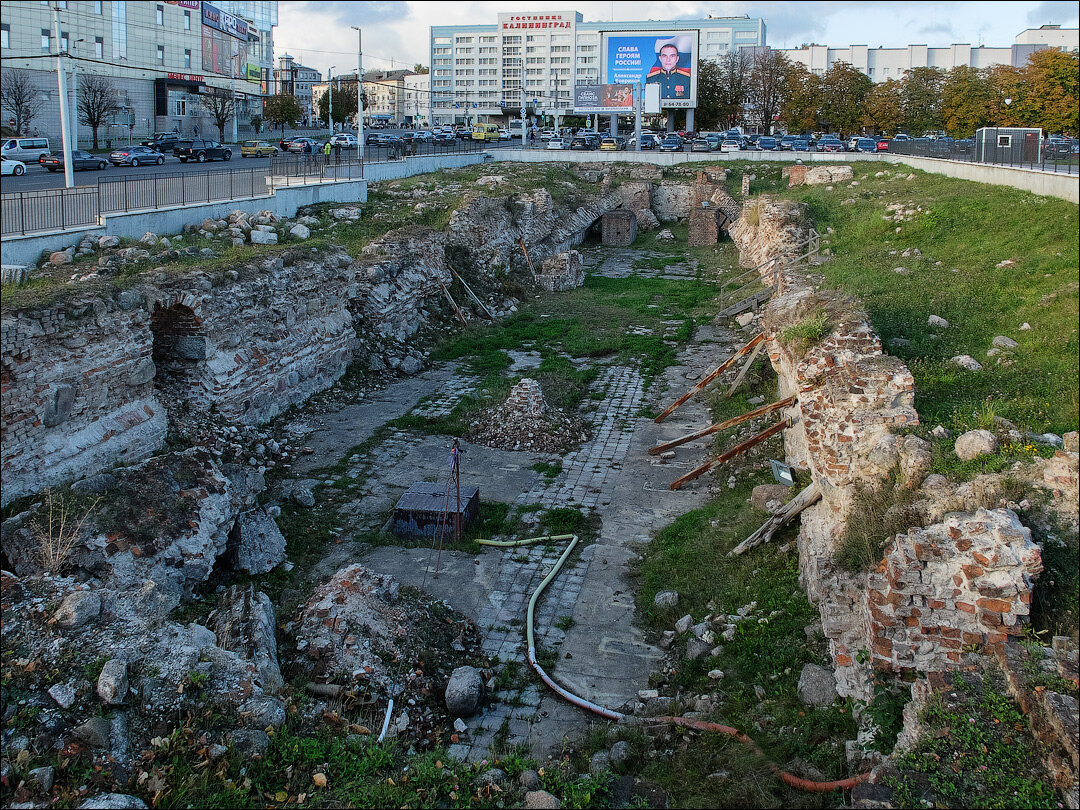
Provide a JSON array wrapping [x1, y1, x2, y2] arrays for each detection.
[[391, 481, 480, 539]]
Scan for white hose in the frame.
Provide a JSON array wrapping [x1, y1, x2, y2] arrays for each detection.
[[377, 697, 394, 743]]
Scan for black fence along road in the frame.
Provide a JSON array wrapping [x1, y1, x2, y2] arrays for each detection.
[[888, 140, 1079, 175], [2, 168, 270, 237]]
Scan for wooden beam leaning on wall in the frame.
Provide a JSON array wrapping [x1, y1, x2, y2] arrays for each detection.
[[654, 332, 765, 424], [668, 417, 791, 491], [729, 481, 821, 556], [648, 395, 796, 456]]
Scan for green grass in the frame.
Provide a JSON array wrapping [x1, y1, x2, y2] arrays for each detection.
[[780, 311, 831, 358], [777, 162, 1079, 438], [632, 479, 858, 806], [886, 667, 1058, 809]]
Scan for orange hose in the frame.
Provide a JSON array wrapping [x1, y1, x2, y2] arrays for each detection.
[[653, 715, 870, 792]]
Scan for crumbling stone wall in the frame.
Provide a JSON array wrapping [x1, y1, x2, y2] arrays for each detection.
[[1, 299, 166, 506], [602, 210, 637, 246], [729, 196, 1042, 700]]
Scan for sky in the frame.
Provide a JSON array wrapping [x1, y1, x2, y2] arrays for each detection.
[[275, 1, 1079, 78]]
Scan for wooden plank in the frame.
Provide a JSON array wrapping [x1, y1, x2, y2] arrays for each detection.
[[716, 287, 773, 319], [648, 396, 795, 456], [450, 267, 494, 320], [729, 481, 821, 556], [725, 341, 765, 399], [519, 237, 535, 274], [654, 332, 764, 424], [438, 279, 468, 325], [669, 418, 791, 491]]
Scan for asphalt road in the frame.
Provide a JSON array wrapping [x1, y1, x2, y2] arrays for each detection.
[[2, 130, 522, 192]]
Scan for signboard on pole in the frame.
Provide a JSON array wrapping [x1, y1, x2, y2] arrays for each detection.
[[573, 84, 633, 114], [602, 31, 698, 109]]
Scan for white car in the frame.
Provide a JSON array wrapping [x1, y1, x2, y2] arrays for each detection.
[[330, 133, 358, 147], [413, 130, 434, 141], [1, 155, 27, 176], [497, 128, 512, 140], [720, 139, 741, 153], [546, 137, 568, 150]]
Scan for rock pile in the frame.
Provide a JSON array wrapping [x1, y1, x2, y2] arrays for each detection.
[[466, 378, 587, 453]]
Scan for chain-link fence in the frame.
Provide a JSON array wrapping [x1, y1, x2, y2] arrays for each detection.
[[889, 136, 1078, 175]]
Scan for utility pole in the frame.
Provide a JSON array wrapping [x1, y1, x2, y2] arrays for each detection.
[[352, 26, 363, 161], [231, 39, 238, 144], [328, 65, 335, 134], [53, 6, 73, 188]]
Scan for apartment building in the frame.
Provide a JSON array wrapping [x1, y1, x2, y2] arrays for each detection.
[[0, 0, 277, 146], [403, 72, 429, 126], [779, 26, 1079, 82], [428, 11, 766, 127], [273, 53, 319, 125], [311, 69, 415, 127]]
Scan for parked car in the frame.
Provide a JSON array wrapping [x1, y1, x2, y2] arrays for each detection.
[[847, 136, 862, 151], [792, 138, 811, 152], [719, 139, 741, 153], [659, 135, 684, 152], [109, 145, 165, 166], [1044, 139, 1072, 159], [599, 137, 620, 151], [569, 136, 593, 151], [241, 140, 278, 157], [855, 137, 879, 153], [876, 138, 890, 152], [142, 132, 181, 153], [432, 132, 456, 146], [891, 133, 912, 143], [758, 136, 778, 151], [175, 139, 233, 162], [628, 134, 661, 150], [817, 137, 845, 153], [41, 150, 108, 171], [0, 155, 27, 176], [546, 137, 569, 150], [688, 138, 711, 152]]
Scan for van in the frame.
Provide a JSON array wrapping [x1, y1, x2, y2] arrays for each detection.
[[471, 124, 500, 142], [2, 137, 51, 163]]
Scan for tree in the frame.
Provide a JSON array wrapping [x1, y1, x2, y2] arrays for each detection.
[[76, 74, 120, 149], [412, 64, 429, 75], [987, 65, 1025, 126], [317, 84, 358, 127], [747, 49, 789, 134], [862, 78, 904, 135], [781, 62, 820, 134], [1019, 49, 1078, 135], [1, 68, 45, 136], [820, 61, 872, 136], [939, 66, 993, 137], [201, 89, 235, 142], [250, 115, 262, 134], [695, 59, 725, 130], [715, 49, 752, 129], [901, 67, 944, 135], [263, 93, 303, 135]]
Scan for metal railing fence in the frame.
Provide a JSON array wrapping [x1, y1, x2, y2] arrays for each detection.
[[888, 140, 1079, 175], [1, 186, 99, 236]]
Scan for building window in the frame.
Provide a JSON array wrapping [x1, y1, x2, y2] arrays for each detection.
[[173, 98, 187, 117], [94, 0, 102, 11], [184, 48, 191, 69], [157, 45, 164, 64], [156, 5, 164, 25], [60, 31, 69, 52], [868, 67, 874, 76], [883, 67, 890, 75], [94, 36, 103, 58], [184, 10, 191, 30], [1, 24, 9, 49], [112, 1, 127, 59], [41, 29, 51, 52]]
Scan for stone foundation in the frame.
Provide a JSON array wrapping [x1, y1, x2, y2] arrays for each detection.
[[535, 251, 584, 292]]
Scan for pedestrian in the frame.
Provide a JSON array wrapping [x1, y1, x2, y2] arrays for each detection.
[[193, 124, 199, 137], [323, 140, 332, 158], [333, 140, 341, 162]]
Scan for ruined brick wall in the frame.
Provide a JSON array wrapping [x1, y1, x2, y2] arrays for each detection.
[[602, 210, 638, 246], [149, 251, 355, 425], [867, 509, 1041, 672], [1, 300, 166, 506], [728, 196, 1040, 700]]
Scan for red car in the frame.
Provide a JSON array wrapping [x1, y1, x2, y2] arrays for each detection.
[[876, 138, 889, 152]]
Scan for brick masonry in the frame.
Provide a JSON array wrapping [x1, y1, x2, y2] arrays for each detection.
[[729, 195, 1043, 700], [601, 210, 638, 246]]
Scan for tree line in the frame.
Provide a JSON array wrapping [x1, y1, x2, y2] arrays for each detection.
[[695, 48, 1079, 138]]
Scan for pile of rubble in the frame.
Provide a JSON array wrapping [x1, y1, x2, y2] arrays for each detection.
[[466, 378, 587, 453]]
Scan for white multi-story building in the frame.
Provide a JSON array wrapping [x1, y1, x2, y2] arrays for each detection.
[[403, 72, 429, 126], [779, 26, 1078, 82], [429, 11, 766, 128], [0, 0, 277, 145], [312, 69, 415, 127]]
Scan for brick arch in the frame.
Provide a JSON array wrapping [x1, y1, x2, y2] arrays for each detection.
[[150, 302, 208, 404]]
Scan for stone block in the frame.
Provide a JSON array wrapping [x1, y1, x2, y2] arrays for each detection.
[[602, 209, 638, 246]]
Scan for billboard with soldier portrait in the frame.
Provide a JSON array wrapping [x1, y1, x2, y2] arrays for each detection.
[[602, 31, 697, 109]]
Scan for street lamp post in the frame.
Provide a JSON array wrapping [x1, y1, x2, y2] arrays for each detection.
[[351, 26, 363, 161], [328, 65, 335, 134], [52, 6, 74, 188]]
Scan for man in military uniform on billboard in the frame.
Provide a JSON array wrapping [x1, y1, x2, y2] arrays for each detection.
[[646, 42, 691, 100]]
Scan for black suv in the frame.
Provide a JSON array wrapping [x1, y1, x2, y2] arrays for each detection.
[[174, 139, 233, 163], [142, 132, 182, 153]]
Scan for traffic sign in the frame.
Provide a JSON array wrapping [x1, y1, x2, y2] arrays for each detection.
[[7, 117, 14, 127]]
